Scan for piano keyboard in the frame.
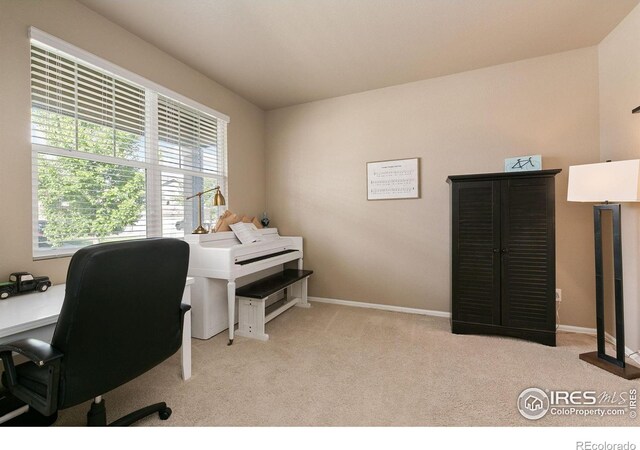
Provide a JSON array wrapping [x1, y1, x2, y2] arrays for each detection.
[[236, 249, 297, 265]]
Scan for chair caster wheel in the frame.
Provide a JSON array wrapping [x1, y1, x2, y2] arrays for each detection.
[[159, 407, 172, 420]]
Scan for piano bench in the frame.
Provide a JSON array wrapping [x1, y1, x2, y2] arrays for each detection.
[[235, 269, 313, 341]]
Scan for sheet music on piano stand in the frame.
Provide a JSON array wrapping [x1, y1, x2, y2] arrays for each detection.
[[229, 222, 262, 244]]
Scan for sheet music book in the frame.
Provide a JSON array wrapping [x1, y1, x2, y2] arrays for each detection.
[[229, 222, 263, 245]]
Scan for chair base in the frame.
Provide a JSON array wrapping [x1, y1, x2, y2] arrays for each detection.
[[0, 408, 58, 427], [87, 398, 172, 426], [0, 388, 58, 426]]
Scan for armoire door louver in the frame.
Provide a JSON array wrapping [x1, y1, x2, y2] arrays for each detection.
[[452, 181, 501, 326]]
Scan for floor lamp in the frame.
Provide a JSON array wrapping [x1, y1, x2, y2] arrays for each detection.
[[567, 160, 640, 379]]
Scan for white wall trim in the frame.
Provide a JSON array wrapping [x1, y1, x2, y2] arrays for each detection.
[[604, 332, 640, 365], [310, 296, 640, 364], [557, 324, 596, 335], [309, 296, 452, 318], [558, 324, 640, 364]]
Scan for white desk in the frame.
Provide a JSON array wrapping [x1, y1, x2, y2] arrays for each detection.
[[0, 278, 194, 381]]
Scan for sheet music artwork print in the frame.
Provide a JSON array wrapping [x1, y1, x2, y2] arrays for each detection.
[[367, 158, 419, 200]]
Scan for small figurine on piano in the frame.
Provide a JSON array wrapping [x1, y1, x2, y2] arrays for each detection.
[[260, 212, 270, 228]]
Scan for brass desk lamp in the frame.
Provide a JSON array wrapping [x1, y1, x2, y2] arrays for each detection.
[[185, 186, 225, 234]]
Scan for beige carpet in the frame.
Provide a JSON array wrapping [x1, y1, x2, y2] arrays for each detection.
[[55, 301, 639, 426]]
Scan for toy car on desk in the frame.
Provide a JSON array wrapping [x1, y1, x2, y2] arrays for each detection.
[[0, 272, 52, 300]]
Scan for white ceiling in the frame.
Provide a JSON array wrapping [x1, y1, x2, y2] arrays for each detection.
[[78, 0, 639, 110]]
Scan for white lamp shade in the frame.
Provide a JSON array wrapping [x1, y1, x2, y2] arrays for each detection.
[[567, 160, 640, 202]]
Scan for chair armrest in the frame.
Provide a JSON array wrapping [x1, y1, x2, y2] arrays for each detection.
[[0, 339, 63, 417], [0, 338, 63, 367]]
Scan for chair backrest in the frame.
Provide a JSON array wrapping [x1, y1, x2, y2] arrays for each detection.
[[52, 238, 189, 409]]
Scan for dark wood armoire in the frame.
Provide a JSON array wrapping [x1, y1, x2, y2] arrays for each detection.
[[447, 169, 561, 346]]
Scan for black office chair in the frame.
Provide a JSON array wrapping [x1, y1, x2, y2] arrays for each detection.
[[0, 238, 190, 426]]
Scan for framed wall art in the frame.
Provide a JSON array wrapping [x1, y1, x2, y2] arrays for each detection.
[[504, 155, 542, 172], [367, 157, 420, 200]]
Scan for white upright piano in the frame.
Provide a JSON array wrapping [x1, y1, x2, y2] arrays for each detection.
[[185, 228, 307, 344]]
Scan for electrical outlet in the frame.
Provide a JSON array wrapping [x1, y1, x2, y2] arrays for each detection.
[[555, 288, 562, 302]]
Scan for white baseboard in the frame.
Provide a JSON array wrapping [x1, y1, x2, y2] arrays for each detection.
[[557, 324, 596, 335], [308, 296, 451, 318], [557, 324, 640, 364], [603, 332, 640, 365], [310, 296, 640, 364]]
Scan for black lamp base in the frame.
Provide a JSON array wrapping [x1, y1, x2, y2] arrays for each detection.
[[583, 203, 640, 380], [580, 352, 640, 380]]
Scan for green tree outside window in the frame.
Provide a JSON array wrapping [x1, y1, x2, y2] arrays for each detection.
[[35, 110, 146, 247]]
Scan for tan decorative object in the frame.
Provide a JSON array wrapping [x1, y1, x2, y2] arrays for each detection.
[[222, 213, 242, 231], [213, 210, 232, 233], [214, 218, 231, 232], [212, 211, 263, 232]]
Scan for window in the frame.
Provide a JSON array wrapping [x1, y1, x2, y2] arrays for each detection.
[[30, 29, 228, 258]]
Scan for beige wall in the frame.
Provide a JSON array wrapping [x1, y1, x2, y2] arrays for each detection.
[[2, 0, 630, 338], [0, 0, 266, 284], [599, 3, 640, 352], [266, 47, 600, 328]]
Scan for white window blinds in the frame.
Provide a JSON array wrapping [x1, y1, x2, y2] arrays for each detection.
[[158, 95, 226, 175], [31, 44, 146, 159], [30, 30, 229, 258], [156, 96, 227, 238]]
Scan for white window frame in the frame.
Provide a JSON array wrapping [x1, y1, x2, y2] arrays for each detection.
[[30, 28, 229, 260]]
